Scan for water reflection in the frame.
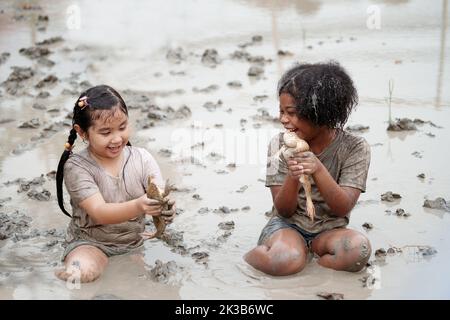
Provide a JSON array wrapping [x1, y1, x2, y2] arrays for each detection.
[[436, 0, 448, 108], [373, 0, 410, 4], [235, 0, 321, 15]]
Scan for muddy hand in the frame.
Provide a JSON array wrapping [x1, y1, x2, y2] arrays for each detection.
[[296, 151, 320, 175], [287, 159, 304, 179], [161, 198, 176, 224]]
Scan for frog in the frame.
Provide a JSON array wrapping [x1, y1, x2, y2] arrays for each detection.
[[141, 176, 173, 239]]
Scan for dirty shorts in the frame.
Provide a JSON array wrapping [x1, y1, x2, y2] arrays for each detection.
[[61, 240, 144, 262], [257, 216, 320, 247]]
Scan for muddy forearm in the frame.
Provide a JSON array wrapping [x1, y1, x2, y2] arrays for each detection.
[[274, 176, 302, 218], [312, 163, 354, 217], [89, 199, 142, 225]]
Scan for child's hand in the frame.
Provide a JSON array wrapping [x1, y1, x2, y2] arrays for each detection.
[[287, 158, 304, 179], [287, 151, 321, 176], [295, 151, 321, 175], [136, 194, 162, 216], [161, 198, 176, 224]]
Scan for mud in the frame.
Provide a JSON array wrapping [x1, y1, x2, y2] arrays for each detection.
[[149, 260, 181, 283], [387, 117, 443, 131], [346, 124, 370, 132], [362, 222, 373, 231], [247, 65, 264, 78], [19, 46, 51, 60], [423, 197, 450, 212], [203, 100, 223, 111], [201, 49, 221, 68], [376, 245, 437, 263], [159, 229, 190, 256], [36, 37, 64, 46], [0, 52, 10, 65], [166, 47, 187, 64], [227, 81, 242, 88], [381, 191, 402, 202], [317, 292, 344, 300], [191, 252, 209, 264], [193, 84, 219, 93], [0, 211, 31, 240], [218, 221, 235, 231], [385, 208, 411, 218], [35, 75, 58, 89], [2, 66, 35, 95], [18, 118, 41, 129], [0, 0, 449, 300]]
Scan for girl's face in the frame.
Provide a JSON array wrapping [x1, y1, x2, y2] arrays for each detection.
[[279, 93, 318, 142], [85, 107, 129, 160]]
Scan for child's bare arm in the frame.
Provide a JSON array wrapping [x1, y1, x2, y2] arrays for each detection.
[[312, 161, 360, 217], [291, 151, 361, 217], [78, 193, 162, 224], [270, 175, 302, 218]]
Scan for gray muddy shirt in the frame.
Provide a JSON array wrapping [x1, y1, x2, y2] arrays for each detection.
[[265, 129, 371, 234], [63, 146, 164, 250]]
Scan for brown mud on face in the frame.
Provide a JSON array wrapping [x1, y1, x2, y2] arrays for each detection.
[[1, 0, 450, 299]]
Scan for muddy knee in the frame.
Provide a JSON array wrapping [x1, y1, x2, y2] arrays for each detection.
[[348, 237, 372, 272], [57, 260, 103, 283], [80, 267, 102, 283], [357, 238, 372, 266], [269, 250, 307, 276], [70, 265, 102, 283]]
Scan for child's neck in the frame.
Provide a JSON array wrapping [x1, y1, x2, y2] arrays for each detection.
[[88, 149, 124, 177], [309, 128, 337, 155]]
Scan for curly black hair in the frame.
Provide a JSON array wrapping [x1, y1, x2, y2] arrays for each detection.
[[277, 61, 358, 129]]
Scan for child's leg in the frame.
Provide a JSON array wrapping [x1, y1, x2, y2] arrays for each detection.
[[55, 245, 108, 283], [244, 228, 308, 276], [311, 228, 371, 272]]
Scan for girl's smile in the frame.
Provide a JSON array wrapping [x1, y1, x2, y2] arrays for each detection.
[[279, 93, 336, 152], [84, 107, 130, 161], [106, 145, 122, 155], [279, 93, 310, 140]]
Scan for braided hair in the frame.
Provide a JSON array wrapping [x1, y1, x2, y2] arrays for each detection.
[[56, 85, 131, 217]]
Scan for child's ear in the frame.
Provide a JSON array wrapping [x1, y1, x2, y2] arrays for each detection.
[[73, 124, 87, 140]]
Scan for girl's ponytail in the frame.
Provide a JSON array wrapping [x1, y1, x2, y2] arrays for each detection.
[[56, 128, 77, 217]]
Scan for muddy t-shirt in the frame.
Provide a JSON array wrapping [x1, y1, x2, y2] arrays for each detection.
[[265, 129, 371, 234], [63, 146, 164, 249]]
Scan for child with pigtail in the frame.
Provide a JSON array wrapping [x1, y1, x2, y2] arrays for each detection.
[[55, 85, 176, 283]]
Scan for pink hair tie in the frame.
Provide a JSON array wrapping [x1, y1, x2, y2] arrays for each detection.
[[78, 96, 88, 110]]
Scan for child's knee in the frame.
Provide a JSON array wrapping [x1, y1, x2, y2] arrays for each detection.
[[57, 257, 105, 283], [346, 236, 372, 272], [356, 237, 372, 267], [62, 264, 102, 283], [77, 258, 105, 282], [79, 266, 102, 283], [269, 250, 307, 276]]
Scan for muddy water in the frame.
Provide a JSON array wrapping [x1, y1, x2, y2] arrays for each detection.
[[1, 0, 449, 299]]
